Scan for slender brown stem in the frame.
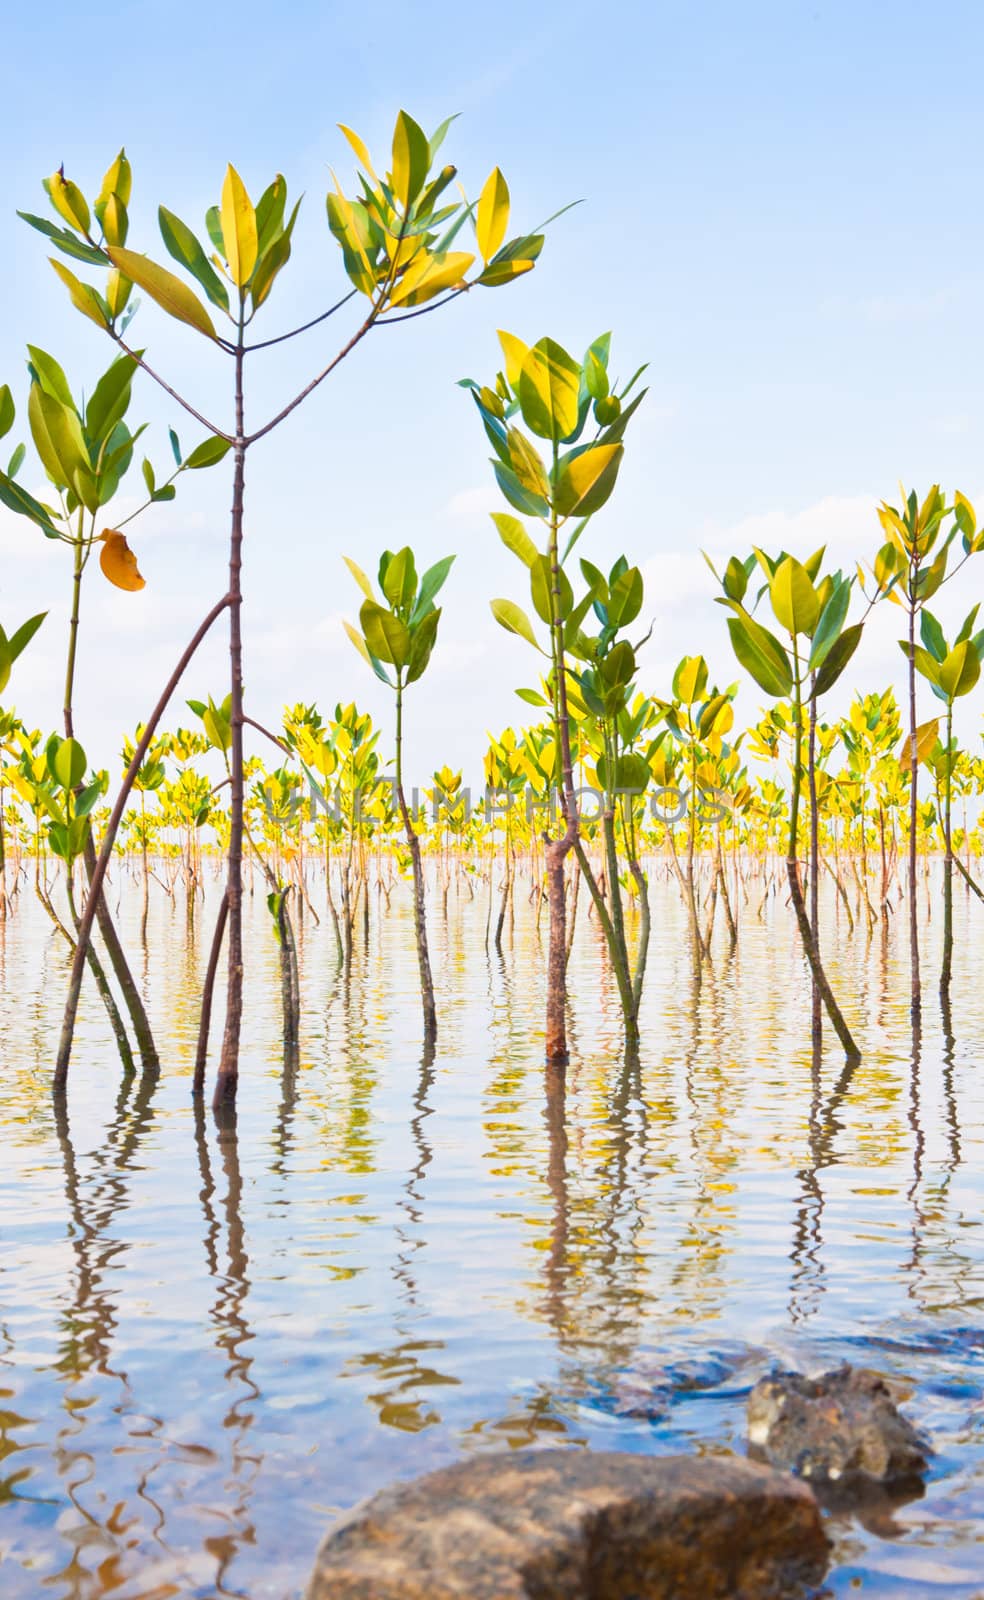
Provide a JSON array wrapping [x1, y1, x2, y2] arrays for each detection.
[[214, 319, 247, 1110], [53, 594, 231, 1090], [243, 291, 357, 352], [246, 314, 377, 445], [907, 575, 921, 1019], [106, 328, 233, 441], [194, 888, 229, 1099]]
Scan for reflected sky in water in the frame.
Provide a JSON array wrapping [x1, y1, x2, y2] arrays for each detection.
[[2, 863, 984, 1598]]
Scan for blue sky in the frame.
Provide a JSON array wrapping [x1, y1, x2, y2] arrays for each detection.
[[2, 0, 983, 778]]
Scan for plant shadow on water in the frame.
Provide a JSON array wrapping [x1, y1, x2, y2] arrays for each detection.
[[3, 873, 984, 1597]]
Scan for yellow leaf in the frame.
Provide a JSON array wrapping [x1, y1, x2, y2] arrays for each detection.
[[220, 164, 258, 289], [337, 123, 377, 178], [99, 530, 145, 592], [48, 169, 90, 235], [97, 150, 132, 211], [387, 249, 473, 309], [106, 246, 217, 339], [476, 167, 510, 262], [498, 330, 529, 390], [49, 259, 108, 330], [343, 556, 375, 600], [343, 619, 372, 667]]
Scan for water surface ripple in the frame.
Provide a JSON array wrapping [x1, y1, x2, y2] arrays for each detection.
[[2, 870, 984, 1597]]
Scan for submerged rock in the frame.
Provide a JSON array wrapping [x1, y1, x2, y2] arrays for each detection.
[[747, 1364, 928, 1490], [304, 1447, 829, 1599], [581, 1343, 763, 1422]]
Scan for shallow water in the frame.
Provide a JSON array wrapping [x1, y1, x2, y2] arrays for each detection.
[[2, 863, 984, 1598]]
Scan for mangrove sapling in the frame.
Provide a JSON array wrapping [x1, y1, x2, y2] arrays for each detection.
[[120, 727, 167, 941], [570, 559, 661, 1023], [653, 655, 736, 973], [465, 329, 645, 1061], [188, 692, 302, 1066], [24, 120, 553, 1102], [0, 351, 217, 1070], [867, 487, 984, 1018], [43, 734, 134, 1069], [715, 548, 864, 1056], [903, 604, 984, 996], [344, 546, 454, 1044]]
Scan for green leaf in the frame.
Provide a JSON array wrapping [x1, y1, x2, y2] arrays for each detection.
[[29, 384, 94, 505], [584, 346, 609, 402], [48, 260, 109, 329], [530, 554, 572, 624], [608, 565, 643, 627], [380, 546, 417, 612], [18, 211, 109, 266], [406, 606, 441, 683], [606, 751, 650, 794], [493, 459, 549, 519], [48, 736, 87, 791], [184, 436, 232, 469], [919, 607, 947, 663], [75, 778, 104, 819], [517, 337, 581, 442], [86, 354, 137, 448], [413, 554, 455, 618], [727, 613, 793, 698], [491, 511, 537, 568], [490, 597, 541, 651], [391, 111, 431, 210], [251, 198, 301, 308], [955, 604, 980, 646], [360, 600, 411, 669], [325, 187, 376, 297], [813, 622, 862, 697], [427, 113, 458, 164], [939, 640, 980, 700], [769, 556, 820, 636], [106, 246, 217, 339], [255, 175, 288, 252], [553, 442, 623, 518], [723, 555, 749, 602], [0, 470, 61, 537], [0, 386, 14, 441], [902, 640, 942, 690], [515, 687, 549, 707], [475, 255, 537, 288], [8, 612, 45, 662], [26, 346, 75, 409], [159, 206, 231, 312], [916, 544, 949, 601], [807, 577, 852, 670]]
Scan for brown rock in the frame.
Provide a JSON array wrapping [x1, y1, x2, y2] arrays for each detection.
[[747, 1365, 928, 1489], [304, 1447, 829, 1600]]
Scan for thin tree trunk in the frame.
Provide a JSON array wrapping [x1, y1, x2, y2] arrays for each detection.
[[215, 332, 247, 1110]]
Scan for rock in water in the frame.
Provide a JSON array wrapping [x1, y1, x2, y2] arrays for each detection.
[[747, 1365, 928, 1489], [304, 1448, 829, 1600]]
